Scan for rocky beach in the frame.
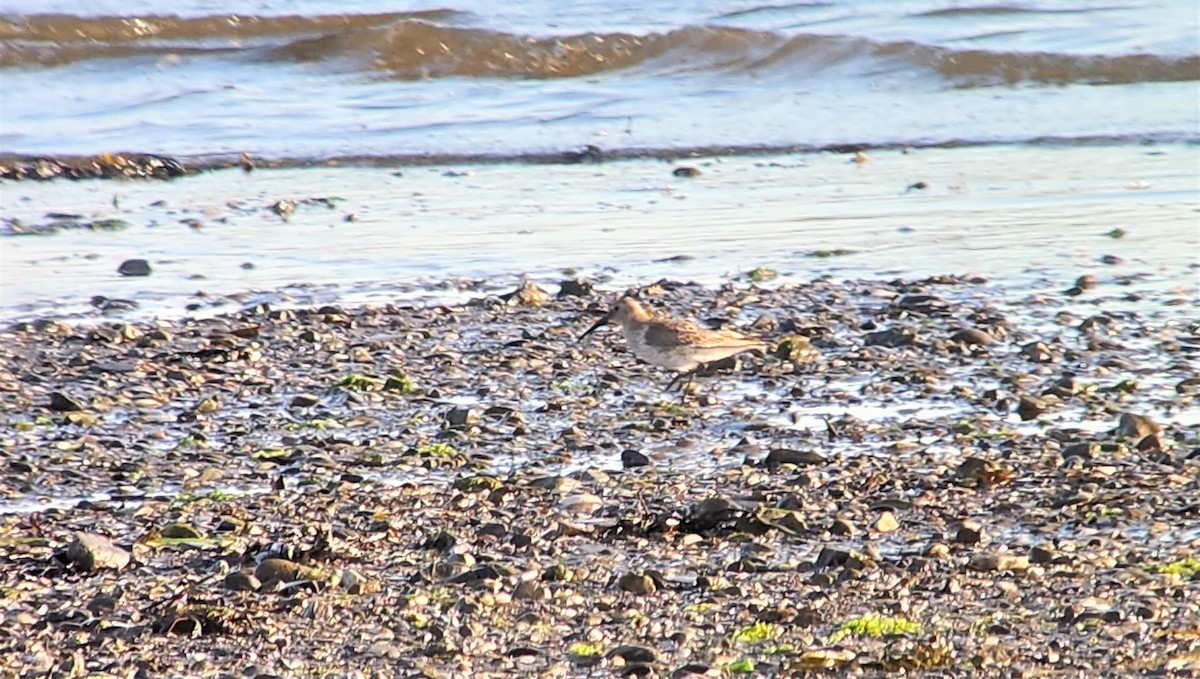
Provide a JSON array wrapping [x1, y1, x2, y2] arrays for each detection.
[[2, 2, 1197, 672], [1, 264, 1197, 677]]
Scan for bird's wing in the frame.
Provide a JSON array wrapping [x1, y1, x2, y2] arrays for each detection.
[[643, 321, 688, 347]]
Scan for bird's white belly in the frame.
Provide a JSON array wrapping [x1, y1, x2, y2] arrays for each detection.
[[626, 335, 700, 371]]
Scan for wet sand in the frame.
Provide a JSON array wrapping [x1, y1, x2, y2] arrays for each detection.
[[2, 144, 1197, 323], [1, 145, 1198, 676]]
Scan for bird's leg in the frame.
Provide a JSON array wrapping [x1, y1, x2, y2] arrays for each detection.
[[680, 370, 696, 394], [667, 369, 696, 395], [666, 367, 700, 404], [664, 371, 686, 392]]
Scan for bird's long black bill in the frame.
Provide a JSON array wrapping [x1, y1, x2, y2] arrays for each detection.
[[578, 311, 612, 341]]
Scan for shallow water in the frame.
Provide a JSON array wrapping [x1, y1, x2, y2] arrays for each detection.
[[2, 1, 1197, 159], [2, 144, 1196, 323]]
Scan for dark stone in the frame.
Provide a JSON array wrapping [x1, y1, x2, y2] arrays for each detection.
[[949, 328, 993, 347], [688, 496, 741, 530], [557, 278, 594, 298], [117, 259, 152, 277], [1020, 341, 1054, 363], [66, 533, 130, 571], [290, 394, 320, 408], [224, 571, 261, 591], [445, 407, 480, 428], [953, 519, 983, 544], [607, 645, 659, 664], [621, 449, 650, 468], [764, 448, 826, 467], [49, 391, 84, 412], [863, 326, 917, 348], [672, 167, 701, 178], [813, 546, 852, 572], [1061, 442, 1099, 460], [895, 294, 951, 316], [1030, 545, 1062, 564], [424, 531, 457, 551], [1017, 396, 1046, 421], [449, 564, 507, 584], [829, 517, 858, 536]]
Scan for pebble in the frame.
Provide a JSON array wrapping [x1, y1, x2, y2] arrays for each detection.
[[874, 511, 900, 533], [66, 533, 130, 571], [969, 553, 1031, 572], [621, 449, 650, 468], [117, 258, 152, 276], [617, 572, 656, 595]]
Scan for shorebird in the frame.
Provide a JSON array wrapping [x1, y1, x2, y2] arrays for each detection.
[[579, 296, 767, 392]]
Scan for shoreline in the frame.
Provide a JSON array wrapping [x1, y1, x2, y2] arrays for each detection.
[[2, 143, 1197, 327], [3, 135, 1196, 182]]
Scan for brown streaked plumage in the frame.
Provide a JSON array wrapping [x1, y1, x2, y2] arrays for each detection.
[[579, 296, 766, 391]]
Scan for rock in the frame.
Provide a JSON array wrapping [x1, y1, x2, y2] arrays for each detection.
[[688, 496, 741, 530], [672, 167, 701, 178], [1061, 442, 1099, 460], [541, 564, 570, 582], [444, 407, 480, 428], [161, 523, 202, 539], [49, 391, 84, 412], [874, 511, 900, 533], [557, 278, 594, 298], [224, 571, 261, 591], [754, 507, 808, 536], [66, 533, 130, 571], [618, 571, 656, 595], [117, 259, 152, 276], [290, 393, 321, 408], [339, 568, 379, 594], [559, 493, 603, 514], [513, 580, 546, 600], [608, 645, 659, 664], [969, 553, 1030, 572], [271, 199, 296, 217], [502, 279, 550, 307], [813, 546, 853, 572], [764, 448, 826, 467], [751, 313, 777, 331], [671, 664, 717, 678], [254, 558, 328, 586], [953, 519, 983, 545], [1044, 375, 1080, 398], [925, 543, 951, 560], [895, 294, 951, 315], [1017, 396, 1047, 421], [1176, 377, 1200, 395], [1115, 413, 1160, 440], [621, 449, 650, 468], [949, 328, 993, 347], [829, 517, 858, 536], [1030, 545, 1063, 565], [1075, 274, 1097, 290], [449, 564, 511, 584], [1136, 433, 1166, 453], [1020, 341, 1054, 363], [863, 327, 916, 348], [773, 336, 820, 362], [955, 457, 1012, 487]]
